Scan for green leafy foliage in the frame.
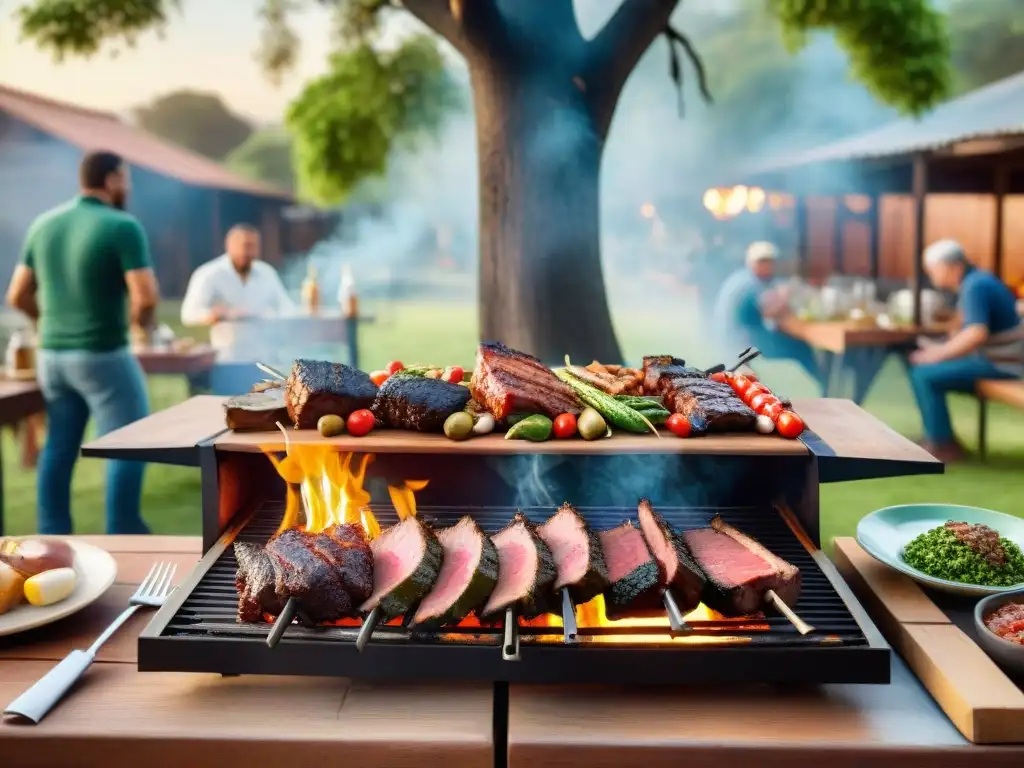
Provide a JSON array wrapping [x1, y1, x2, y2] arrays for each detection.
[[948, 0, 1024, 94], [767, 0, 951, 115], [286, 35, 461, 204], [16, 0, 176, 59], [134, 90, 253, 160], [225, 128, 296, 192]]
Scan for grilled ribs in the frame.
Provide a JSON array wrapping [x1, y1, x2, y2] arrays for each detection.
[[285, 359, 378, 429], [663, 377, 755, 432], [469, 342, 581, 420], [371, 375, 471, 432]]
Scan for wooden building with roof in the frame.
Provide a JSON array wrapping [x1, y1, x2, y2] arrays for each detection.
[[738, 70, 1024, 310], [0, 84, 295, 297]]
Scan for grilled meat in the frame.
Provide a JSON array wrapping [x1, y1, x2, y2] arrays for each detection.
[[413, 516, 499, 627], [360, 516, 443, 619], [470, 342, 582, 420], [483, 511, 558, 618], [599, 522, 662, 618], [663, 377, 755, 432], [537, 503, 609, 604], [285, 359, 378, 429], [681, 515, 801, 616], [224, 390, 289, 432], [641, 355, 705, 394], [235, 524, 373, 624], [371, 375, 471, 432], [945, 521, 1007, 567], [637, 499, 706, 613]]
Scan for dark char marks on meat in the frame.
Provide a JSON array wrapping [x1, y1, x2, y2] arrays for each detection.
[[483, 511, 559, 619], [470, 342, 582, 420], [413, 516, 500, 627], [599, 521, 662, 618], [537, 503, 610, 604], [637, 499, 706, 613], [371, 375, 471, 432], [286, 359, 378, 429], [361, 516, 443, 619], [234, 542, 285, 622]]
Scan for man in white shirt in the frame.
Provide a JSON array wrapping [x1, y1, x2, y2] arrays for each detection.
[[181, 224, 296, 393]]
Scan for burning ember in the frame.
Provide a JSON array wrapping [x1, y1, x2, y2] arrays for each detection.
[[703, 186, 783, 220]]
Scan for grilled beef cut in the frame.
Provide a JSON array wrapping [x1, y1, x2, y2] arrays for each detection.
[[235, 524, 373, 624], [470, 342, 581, 420], [413, 516, 499, 627], [637, 499, 706, 612], [681, 515, 801, 616], [599, 522, 662, 618], [537, 503, 609, 604], [224, 390, 289, 432], [641, 355, 705, 394], [663, 377, 755, 432], [286, 359, 378, 429], [371, 375, 471, 432], [360, 516, 443, 619], [483, 512, 558, 618]]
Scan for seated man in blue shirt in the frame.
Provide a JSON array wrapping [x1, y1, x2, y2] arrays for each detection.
[[712, 241, 824, 389], [909, 239, 1024, 462]]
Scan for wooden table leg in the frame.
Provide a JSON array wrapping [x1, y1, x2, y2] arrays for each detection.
[[849, 348, 889, 405], [821, 351, 840, 397]]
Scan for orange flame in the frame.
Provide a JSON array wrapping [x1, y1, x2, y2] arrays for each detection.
[[388, 479, 429, 520]]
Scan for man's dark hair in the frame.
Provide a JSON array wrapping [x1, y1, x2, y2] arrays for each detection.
[[79, 151, 123, 189]]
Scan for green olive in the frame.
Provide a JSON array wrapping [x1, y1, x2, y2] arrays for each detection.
[[577, 408, 608, 441], [317, 414, 346, 437], [444, 411, 474, 440]]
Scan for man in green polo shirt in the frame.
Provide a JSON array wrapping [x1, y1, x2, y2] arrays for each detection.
[[5, 151, 159, 534]]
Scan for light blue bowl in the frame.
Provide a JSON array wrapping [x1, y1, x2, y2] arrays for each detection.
[[856, 504, 1024, 597]]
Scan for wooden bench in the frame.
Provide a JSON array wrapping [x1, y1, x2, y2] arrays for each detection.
[[976, 379, 1024, 459]]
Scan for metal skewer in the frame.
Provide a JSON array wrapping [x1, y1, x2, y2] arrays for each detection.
[[502, 606, 520, 661], [355, 606, 383, 652], [560, 588, 578, 644], [266, 597, 298, 648], [766, 589, 814, 635], [257, 362, 288, 381], [662, 590, 691, 632]]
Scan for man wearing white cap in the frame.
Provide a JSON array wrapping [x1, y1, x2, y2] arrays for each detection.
[[908, 239, 1023, 460], [712, 241, 824, 389]]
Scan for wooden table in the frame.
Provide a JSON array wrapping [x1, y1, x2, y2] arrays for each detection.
[[134, 345, 217, 377], [0, 536, 494, 768], [0, 380, 45, 536], [779, 317, 947, 403]]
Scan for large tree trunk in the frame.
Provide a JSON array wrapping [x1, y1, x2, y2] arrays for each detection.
[[471, 58, 623, 364]]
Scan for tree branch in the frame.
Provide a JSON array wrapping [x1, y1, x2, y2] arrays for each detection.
[[584, 0, 681, 134], [401, 0, 499, 55]]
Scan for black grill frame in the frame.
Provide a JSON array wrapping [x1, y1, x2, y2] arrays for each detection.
[[139, 502, 890, 685]]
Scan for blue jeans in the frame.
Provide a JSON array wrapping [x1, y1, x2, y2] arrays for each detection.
[[752, 329, 825, 391], [36, 348, 150, 534], [910, 355, 1017, 443]]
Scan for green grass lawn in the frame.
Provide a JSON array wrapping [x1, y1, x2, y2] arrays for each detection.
[[4, 296, 1023, 550]]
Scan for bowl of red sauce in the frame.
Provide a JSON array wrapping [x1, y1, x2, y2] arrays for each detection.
[[975, 588, 1024, 675]]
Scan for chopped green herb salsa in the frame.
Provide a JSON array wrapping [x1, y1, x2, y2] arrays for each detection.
[[902, 523, 1024, 587]]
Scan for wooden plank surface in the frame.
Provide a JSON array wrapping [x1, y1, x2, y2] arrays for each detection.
[[506, 655, 1017, 768], [0, 536, 493, 768], [0, 380, 43, 426], [81, 395, 226, 464], [976, 379, 1024, 409], [135, 345, 217, 376], [833, 538, 1024, 745], [215, 426, 809, 456], [779, 317, 943, 354]]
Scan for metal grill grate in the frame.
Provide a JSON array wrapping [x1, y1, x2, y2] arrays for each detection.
[[138, 503, 890, 685]]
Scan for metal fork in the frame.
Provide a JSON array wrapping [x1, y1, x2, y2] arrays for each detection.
[[3, 561, 177, 724]]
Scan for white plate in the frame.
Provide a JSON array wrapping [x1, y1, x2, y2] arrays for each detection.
[[0, 538, 118, 637], [856, 503, 1024, 597]]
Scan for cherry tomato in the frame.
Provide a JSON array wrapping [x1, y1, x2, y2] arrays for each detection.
[[666, 413, 692, 438], [386, 360, 404, 375], [749, 393, 780, 415], [744, 383, 769, 402], [346, 409, 376, 437], [710, 371, 728, 384], [743, 372, 759, 382], [762, 401, 785, 422], [369, 370, 389, 387], [552, 413, 578, 439], [776, 411, 806, 439], [444, 366, 465, 384], [731, 375, 753, 398]]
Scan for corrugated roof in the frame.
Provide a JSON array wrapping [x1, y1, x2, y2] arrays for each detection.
[[751, 70, 1024, 174], [0, 84, 291, 200]]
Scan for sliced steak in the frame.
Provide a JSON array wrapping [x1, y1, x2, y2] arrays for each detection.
[[234, 542, 285, 622], [263, 528, 355, 622], [482, 511, 558, 618], [371, 375, 471, 432], [413, 516, 499, 627], [224, 390, 289, 432], [537, 503, 609, 604], [641, 355, 705, 394], [360, 516, 443, 619], [285, 359, 378, 429], [599, 521, 661, 618], [663, 377, 755, 432], [469, 342, 582, 420], [637, 499, 706, 613], [681, 515, 801, 616]]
